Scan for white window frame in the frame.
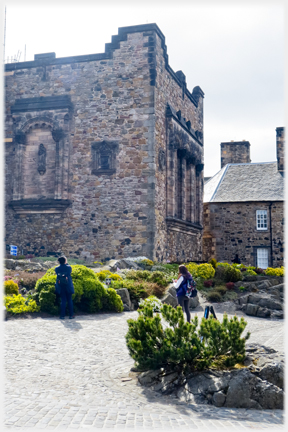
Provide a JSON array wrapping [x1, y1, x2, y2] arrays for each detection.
[[256, 210, 268, 230], [257, 248, 269, 269]]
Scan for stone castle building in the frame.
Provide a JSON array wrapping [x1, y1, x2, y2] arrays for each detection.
[[4, 23, 204, 263], [203, 128, 285, 268]]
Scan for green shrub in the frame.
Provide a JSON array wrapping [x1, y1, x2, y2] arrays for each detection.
[[215, 286, 227, 295], [206, 291, 222, 302], [4, 294, 40, 314], [126, 304, 250, 371], [265, 267, 284, 277], [138, 295, 163, 313], [35, 265, 123, 315], [96, 270, 122, 282], [4, 280, 19, 296], [102, 288, 124, 312], [223, 291, 238, 301], [242, 270, 257, 276], [111, 279, 166, 304], [224, 266, 243, 283], [239, 286, 246, 291], [79, 277, 106, 313], [125, 270, 151, 281], [208, 258, 217, 269], [148, 271, 170, 287]]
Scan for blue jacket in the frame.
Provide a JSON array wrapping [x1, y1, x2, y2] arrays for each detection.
[[55, 264, 75, 294], [176, 273, 193, 297]]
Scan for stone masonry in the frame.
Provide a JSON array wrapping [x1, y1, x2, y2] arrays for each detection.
[[220, 141, 251, 168], [203, 200, 284, 266], [5, 24, 204, 263]]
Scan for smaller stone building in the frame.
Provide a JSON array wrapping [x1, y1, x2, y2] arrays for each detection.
[[203, 128, 284, 268]]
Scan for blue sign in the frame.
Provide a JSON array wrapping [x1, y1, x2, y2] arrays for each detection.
[[10, 245, 17, 256]]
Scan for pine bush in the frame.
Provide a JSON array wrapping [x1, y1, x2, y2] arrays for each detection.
[[126, 304, 250, 372]]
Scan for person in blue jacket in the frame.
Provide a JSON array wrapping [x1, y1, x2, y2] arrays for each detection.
[[173, 265, 193, 323], [55, 256, 75, 320]]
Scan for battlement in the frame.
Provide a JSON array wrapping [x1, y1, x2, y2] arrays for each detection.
[[5, 23, 204, 108]]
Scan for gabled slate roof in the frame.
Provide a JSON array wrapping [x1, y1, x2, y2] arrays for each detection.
[[204, 162, 284, 203]]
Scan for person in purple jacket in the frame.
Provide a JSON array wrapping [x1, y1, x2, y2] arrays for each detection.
[[173, 265, 193, 323]]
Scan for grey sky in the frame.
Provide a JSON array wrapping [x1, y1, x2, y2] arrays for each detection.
[[2, 1, 285, 177]]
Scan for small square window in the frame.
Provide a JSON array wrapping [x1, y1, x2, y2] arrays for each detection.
[[256, 210, 267, 230]]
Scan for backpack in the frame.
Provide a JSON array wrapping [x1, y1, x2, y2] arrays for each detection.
[[185, 278, 197, 298], [57, 273, 69, 289]]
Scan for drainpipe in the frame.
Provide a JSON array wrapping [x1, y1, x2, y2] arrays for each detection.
[[269, 202, 273, 267]]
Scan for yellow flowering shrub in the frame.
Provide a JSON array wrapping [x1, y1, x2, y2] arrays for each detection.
[[185, 262, 215, 279], [4, 280, 19, 296], [4, 294, 40, 314], [141, 259, 154, 266], [265, 267, 285, 277], [96, 270, 122, 282]]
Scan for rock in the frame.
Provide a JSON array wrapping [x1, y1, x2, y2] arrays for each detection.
[[252, 381, 284, 410], [225, 369, 261, 409], [123, 304, 131, 311], [256, 307, 271, 318], [189, 295, 199, 308], [258, 363, 284, 389], [212, 391, 226, 407], [186, 371, 232, 396], [138, 369, 162, 386], [245, 303, 259, 316], [116, 288, 133, 311], [161, 292, 178, 308], [109, 259, 141, 272], [258, 297, 282, 310], [4, 259, 16, 270], [271, 310, 284, 319], [167, 285, 177, 298]]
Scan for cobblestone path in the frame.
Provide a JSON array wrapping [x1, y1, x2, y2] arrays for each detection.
[[4, 310, 284, 430]]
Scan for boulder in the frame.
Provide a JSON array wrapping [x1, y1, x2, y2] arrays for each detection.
[[245, 303, 259, 316], [109, 259, 141, 272], [167, 285, 177, 298], [212, 391, 226, 407], [161, 292, 178, 308], [4, 259, 16, 270], [136, 343, 284, 410], [116, 288, 133, 311], [189, 295, 199, 308]]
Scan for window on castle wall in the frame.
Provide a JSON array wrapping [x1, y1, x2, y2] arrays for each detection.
[[256, 210, 267, 230], [91, 142, 117, 175]]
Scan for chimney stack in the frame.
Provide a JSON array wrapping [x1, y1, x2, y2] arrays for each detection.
[[220, 141, 251, 168], [276, 127, 285, 176]]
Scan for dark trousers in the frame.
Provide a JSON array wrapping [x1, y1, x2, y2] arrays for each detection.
[[177, 295, 191, 323], [60, 289, 74, 317]]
